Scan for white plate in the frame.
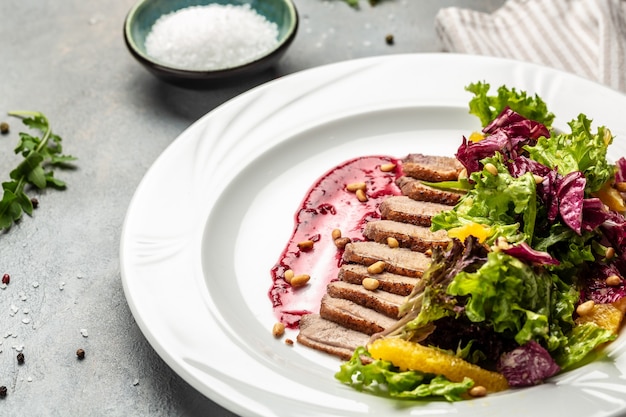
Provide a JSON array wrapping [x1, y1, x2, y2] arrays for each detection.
[[121, 54, 626, 417]]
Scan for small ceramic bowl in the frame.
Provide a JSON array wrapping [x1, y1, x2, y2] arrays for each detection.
[[124, 0, 299, 87]]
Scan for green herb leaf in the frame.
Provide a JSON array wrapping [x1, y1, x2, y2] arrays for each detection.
[[0, 111, 76, 231]]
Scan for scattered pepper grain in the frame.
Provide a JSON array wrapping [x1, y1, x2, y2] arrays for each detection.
[[0, 122, 9, 134], [30, 197, 39, 209], [76, 348, 86, 360], [2, 274, 9, 285], [0, 385, 6, 397], [385, 34, 394, 45], [17, 352, 24, 364]]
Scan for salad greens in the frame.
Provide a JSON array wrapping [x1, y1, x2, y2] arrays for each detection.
[[0, 111, 76, 231], [336, 81, 626, 400]]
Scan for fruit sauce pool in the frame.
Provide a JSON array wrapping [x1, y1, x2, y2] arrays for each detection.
[[269, 155, 404, 328]]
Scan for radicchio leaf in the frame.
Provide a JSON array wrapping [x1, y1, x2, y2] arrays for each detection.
[[557, 171, 586, 234], [614, 157, 626, 183], [503, 242, 559, 266], [581, 198, 612, 232], [582, 263, 626, 304], [456, 108, 550, 175], [497, 341, 560, 387]]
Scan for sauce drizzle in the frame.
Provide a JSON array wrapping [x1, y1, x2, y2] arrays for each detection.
[[269, 155, 404, 328]]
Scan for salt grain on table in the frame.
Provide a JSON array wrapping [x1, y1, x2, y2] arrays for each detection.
[[145, 4, 279, 71]]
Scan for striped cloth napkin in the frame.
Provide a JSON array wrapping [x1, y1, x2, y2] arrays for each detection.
[[435, 0, 626, 93]]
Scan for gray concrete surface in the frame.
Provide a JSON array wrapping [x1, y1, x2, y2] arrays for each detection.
[[0, 0, 505, 415]]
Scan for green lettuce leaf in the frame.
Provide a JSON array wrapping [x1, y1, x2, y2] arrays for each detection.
[[466, 81, 555, 128], [335, 347, 473, 401], [431, 154, 537, 244], [553, 322, 617, 370], [525, 114, 614, 193]]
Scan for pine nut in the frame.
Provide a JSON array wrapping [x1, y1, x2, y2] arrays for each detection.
[[576, 300, 595, 316], [334, 237, 351, 249], [285, 338, 294, 345], [425, 249, 432, 257], [458, 168, 468, 180], [469, 385, 487, 397], [606, 247, 616, 259], [355, 189, 368, 202], [331, 229, 342, 240], [387, 237, 399, 248], [380, 163, 396, 172], [272, 322, 285, 338], [362, 277, 380, 291], [606, 275, 622, 286], [284, 269, 294, 283], [297, 240, 314, 251], [616, 182, 626, 192], [290, 274, 310, 287], [484, 163, 498, 176], [367, 261, 386, 274], [346, 182, 367, 192], [533, 174, 544, 184]]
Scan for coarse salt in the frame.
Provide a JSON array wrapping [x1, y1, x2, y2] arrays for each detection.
[[145, 4, 280, 71]]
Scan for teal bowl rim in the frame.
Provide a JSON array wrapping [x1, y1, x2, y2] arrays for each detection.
[[123, 0, 299, 84]]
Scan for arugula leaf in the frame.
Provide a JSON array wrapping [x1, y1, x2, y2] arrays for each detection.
[[0, 111, 76, 231]]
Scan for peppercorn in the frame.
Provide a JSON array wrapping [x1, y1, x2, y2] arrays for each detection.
[[17, 352, 24, 364], [1, 274, 9, 285], [76, 348, 85, 360], [30, 197, 39, 209], [385, 34, 394, 45], [0, 122, 9, 134], [0, 385, 7, 397]]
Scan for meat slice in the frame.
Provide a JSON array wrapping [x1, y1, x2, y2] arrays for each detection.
[[326, 281, 404, 318], [297, 314, 369, 360], [363, 219, 449, 252], [379, 195, 450, 227], [402, 153, 463, 182], [342, 241, 431, 278], [396, 176, 462, 205], [320, 294, 398, 335], [338, 264, 418, 296]]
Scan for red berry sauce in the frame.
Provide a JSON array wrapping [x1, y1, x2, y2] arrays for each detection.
[[269, 155, 404, 328]]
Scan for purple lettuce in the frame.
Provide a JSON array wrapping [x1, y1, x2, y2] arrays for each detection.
[[582, 263, 626, 304], [615, 157, 626, 183], [557, 172, 586, 234], [497, 341, 561, 387], [456, 107, 550, 175], [503, 242, 559, 266]]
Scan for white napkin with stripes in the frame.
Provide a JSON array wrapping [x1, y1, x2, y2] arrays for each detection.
[[435, 0, 626, 93]]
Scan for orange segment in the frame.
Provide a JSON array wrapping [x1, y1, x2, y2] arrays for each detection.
[[576, 298, 626, 334], [368, 338, 509, 393], [594, 182, 626, 212]]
